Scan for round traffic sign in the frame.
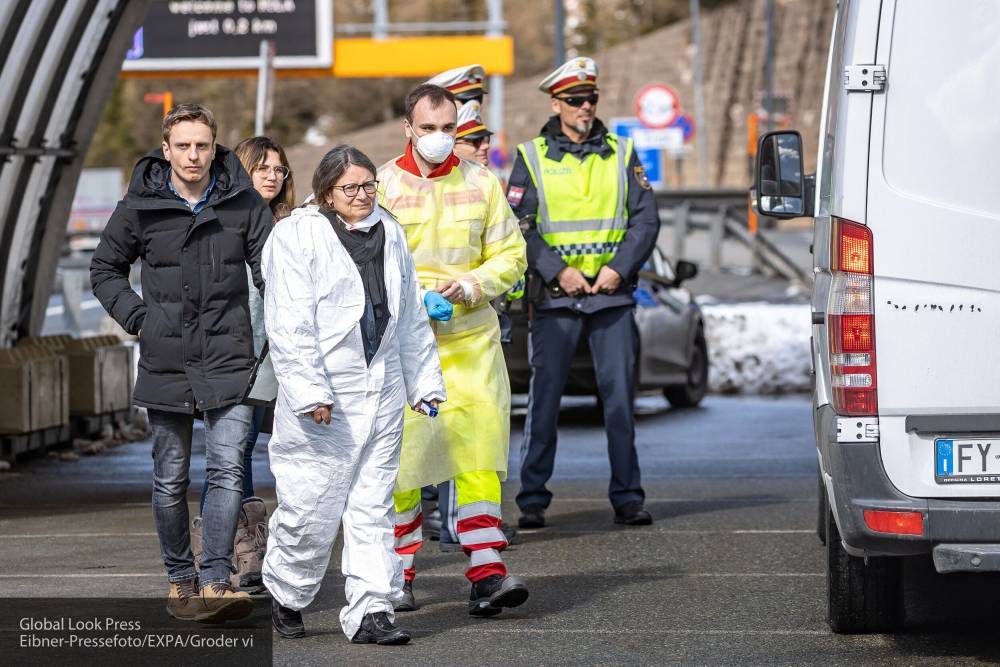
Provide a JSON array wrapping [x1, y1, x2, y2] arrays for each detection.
[[634, 83, 680, 129]]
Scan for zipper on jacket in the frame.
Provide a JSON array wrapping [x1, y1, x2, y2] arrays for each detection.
[[210, 237, 219, 282]]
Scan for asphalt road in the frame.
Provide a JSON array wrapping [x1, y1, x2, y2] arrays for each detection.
[[2, 395, 1000, 665]]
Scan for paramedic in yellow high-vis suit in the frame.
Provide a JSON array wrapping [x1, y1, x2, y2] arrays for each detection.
[[378, 84, 529, 618]]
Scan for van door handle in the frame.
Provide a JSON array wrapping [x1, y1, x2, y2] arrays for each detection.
[[812, 312, 825, 325]]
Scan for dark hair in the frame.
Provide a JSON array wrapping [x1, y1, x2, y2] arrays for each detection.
[[233, 136, 296, 220], [404, 84, 457, 124], [162, 103, 217, 142], [312, 144, 377, 211]]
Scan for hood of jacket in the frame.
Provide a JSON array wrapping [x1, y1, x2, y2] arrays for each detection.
[[123, 144, 252, 210]]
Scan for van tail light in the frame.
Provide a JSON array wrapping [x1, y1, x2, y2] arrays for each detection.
[[828, 218, 877, 416], [863, 509, 924, 536]]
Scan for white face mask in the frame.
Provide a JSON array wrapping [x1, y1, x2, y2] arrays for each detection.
[[349, 196, 381, 230], [413, 131, 455, 164]]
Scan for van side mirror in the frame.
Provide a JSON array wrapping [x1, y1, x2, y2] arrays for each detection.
[[755, 130, 810, 219], [672, 260, 698, 287]]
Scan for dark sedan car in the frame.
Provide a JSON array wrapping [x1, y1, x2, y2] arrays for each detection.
[[502, 248, 709, 407]]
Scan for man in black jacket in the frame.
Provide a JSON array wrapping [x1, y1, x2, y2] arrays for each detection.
[[91, 104, 271, 622], [507, 58, 660, 530]]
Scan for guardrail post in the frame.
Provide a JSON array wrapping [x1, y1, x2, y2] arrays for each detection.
[[709, 205, 725, 270], [673, 201, 690, 261]]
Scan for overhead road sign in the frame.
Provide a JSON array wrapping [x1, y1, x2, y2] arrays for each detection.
[[326, 36, 513, 78], [634, 83, 680, 129], [120, 35, 515, 79], [122, 0, 333, 71]]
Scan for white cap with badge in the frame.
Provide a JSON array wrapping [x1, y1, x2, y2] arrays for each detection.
[[426, 64, 487, 102], [538, 57, 599, 95]]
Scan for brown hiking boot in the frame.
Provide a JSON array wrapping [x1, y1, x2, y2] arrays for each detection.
[[242, 497, 269, 547], [232, 498, 267, 591], [166, 577, 200, 621], [197, 581, 253, 623]]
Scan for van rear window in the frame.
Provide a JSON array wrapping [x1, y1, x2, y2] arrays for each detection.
[[882, 2, 1000, 217]]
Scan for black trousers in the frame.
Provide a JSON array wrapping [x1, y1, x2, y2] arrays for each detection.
[[516, 305, 645, 511]]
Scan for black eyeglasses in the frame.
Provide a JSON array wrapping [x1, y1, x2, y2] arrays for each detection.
[[332, 180, 378, 198], [457, 137, 488, 149], [556, 93, 599, 108]]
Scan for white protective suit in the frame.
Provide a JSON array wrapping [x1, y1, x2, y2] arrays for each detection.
[[261, 204, 445, 639]]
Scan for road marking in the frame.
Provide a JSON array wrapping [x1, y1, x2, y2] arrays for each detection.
[[0, 532, 157, 538], [0, 529, 815, 538], [732, 529, 814, 534], [549, 498, 812, 503], [518, 528, 815, 535], [0, 572, 824, 579], [0, 574, 167, 578], [455, 628, 831, 636]]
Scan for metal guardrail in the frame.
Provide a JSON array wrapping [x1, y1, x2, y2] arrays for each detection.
[[655, 189, 811, 285]]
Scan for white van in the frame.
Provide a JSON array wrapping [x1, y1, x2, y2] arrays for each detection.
[[754, 0, 1000, 634]]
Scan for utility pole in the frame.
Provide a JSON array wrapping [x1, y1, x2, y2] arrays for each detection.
[[553, 0, 565, 68], [486, 0, 505, 139], [373, 0, 388, 39], [763, 0, 774, 132], [255, 40, 274, 136], [689, 0, 708, 187]]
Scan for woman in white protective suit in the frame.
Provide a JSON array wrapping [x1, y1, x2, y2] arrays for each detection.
[[261, 144, 446, 645]]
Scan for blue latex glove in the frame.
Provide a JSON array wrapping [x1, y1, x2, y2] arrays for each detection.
[[423, 291, 453, 321]]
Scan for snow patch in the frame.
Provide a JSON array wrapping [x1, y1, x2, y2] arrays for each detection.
[[702, 303, 811, 395]]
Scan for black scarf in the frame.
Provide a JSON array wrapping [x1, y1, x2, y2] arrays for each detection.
[[540, 115, 613, 161], [325, 211, 389, 365]]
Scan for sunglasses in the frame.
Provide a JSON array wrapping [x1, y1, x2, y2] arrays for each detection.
[[556, 93, 599, 108], [457, 137, 488, 149]]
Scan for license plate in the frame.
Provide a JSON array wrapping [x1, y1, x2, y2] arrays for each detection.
[[935, 438, 1000, 484]]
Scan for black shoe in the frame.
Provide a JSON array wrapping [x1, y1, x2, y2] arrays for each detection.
[[518, 505, 545, 529], [394, 581, 418, 612], [271, 599, 305, 639], [613, 502, 653, 526], [424, 507, 442, 541], [501, 520, 518, 545], [350, 612, 411, 645], [468, 574, 529, 617]]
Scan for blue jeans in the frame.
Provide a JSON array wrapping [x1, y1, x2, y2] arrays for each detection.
[[199, 405, 265, 515], [149, 404, 253, 586]]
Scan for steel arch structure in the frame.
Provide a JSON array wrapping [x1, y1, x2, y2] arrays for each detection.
[[0, 0, 149, 347]]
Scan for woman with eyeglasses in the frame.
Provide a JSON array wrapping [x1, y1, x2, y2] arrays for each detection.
[[261, 144, 445, 645], [192, 136, 295, 593]]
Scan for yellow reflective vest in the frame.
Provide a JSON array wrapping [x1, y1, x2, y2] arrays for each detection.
[[378, 157, 527, 492], [516, 133, 633, 277]]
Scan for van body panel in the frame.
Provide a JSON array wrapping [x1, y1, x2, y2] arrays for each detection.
[[867, 0, 1000, 497]]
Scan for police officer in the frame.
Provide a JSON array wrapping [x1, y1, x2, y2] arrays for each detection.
[[508, 57, 660, 529]]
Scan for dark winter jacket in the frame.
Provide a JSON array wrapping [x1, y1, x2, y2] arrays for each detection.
[[90, 146, 272, 414]]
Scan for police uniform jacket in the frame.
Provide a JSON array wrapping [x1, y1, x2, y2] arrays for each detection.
[[507, 116, 661, 313]]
